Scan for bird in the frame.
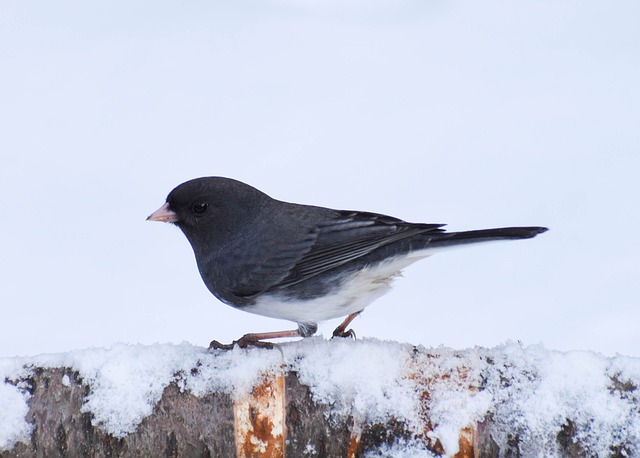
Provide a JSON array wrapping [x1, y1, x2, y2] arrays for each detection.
[[147, 177, 547, 349]]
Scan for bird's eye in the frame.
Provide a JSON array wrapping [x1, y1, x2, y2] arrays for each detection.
[[192, 202, 208, 215]]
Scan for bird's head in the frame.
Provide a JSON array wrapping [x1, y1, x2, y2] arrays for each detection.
[[147, 176, 270, 248]]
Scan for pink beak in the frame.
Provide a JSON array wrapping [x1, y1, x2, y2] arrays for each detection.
[[147, 202, 178, 223]]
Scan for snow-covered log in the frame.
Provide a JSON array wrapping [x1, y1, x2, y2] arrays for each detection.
[[1, 339, 639, 457]]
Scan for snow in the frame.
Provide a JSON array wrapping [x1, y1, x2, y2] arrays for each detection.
[[1, 339, 640, 456], [289, 338, 420, 424], [0, 366, 32, 451], [479, 345, 640, 456], [0, 342, 282, 441]]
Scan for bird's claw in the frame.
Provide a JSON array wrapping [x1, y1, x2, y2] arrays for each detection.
[[332, 328, 357, 340], [238, 338, 275, 350], [209, 340, 235, 350], [209, 338, 275, 351]]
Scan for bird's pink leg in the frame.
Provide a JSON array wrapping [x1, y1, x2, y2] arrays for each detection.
[[332, 311, 362, 339], [209, 329, 302, 350]]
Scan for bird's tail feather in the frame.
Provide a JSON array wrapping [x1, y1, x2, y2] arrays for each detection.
[[425, 226, 548, 249]]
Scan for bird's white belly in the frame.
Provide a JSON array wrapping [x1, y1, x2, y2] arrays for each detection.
[[244, 253, 431, 324]]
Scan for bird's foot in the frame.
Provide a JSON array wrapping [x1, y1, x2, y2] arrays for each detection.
[[209, 329, 302, 351], [209, 340, 236, 350], [209, 337, 275, 350], [332, 328, 357, 339], [331, 311, 362, 340]]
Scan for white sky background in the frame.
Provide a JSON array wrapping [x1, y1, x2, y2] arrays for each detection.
[[1, 1, 638, 358]]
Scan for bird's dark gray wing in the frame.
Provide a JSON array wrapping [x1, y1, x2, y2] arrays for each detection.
[[277, 211, 444, 288], [229, 209, 443, 298]]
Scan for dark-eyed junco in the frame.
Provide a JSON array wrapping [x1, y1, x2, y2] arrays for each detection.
[[148, 177, 547, 349]]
